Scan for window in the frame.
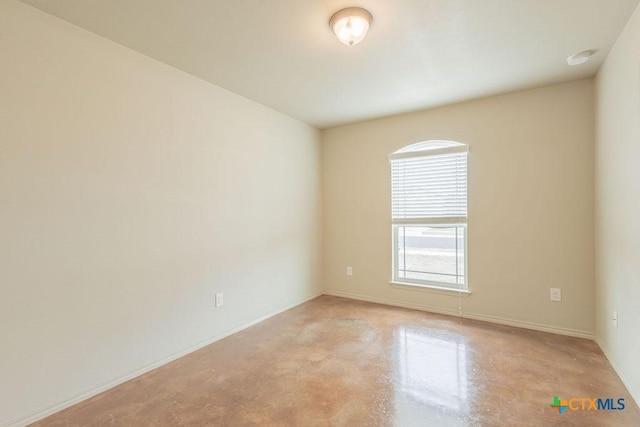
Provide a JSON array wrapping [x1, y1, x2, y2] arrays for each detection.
[[389, 141, 468, 291]]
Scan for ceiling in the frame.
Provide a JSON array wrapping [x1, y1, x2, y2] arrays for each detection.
[[19, 0, 640, 129]]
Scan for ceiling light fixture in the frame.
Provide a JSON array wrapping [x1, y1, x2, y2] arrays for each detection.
[[329, 7, 373, 46], [566, 50, 593, 66]]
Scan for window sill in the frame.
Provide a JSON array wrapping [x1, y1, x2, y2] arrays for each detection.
[[389, 281, 472, 297]]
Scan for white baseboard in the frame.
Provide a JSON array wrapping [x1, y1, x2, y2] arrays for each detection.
[[323, 290, 595, 340], [6, 292, 322, 427], [594, 336, 640, 410], [325, 290, 462, 317], [462, 311, 594, 339]]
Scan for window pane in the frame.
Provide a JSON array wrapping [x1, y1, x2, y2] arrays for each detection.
[[396, 225, 465, 286]]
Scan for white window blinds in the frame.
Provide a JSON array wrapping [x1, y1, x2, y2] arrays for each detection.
[[390, 143, 468, 224]]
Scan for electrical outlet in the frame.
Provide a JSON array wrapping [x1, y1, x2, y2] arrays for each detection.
[[613, 311, 618, 328], [346, 266, 353, 276], [550, 288, 561, 302], [215, 293, 224, 308]]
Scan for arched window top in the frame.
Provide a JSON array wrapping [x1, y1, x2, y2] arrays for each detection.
[[396, 140, 464, 153], [389, 140, 468, 160]]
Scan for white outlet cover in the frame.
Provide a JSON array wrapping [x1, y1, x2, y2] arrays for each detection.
[[550, 288, 561, 301], [346, 266, 353, 276]]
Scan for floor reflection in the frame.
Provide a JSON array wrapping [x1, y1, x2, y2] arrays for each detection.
[[394, 326, 473, 426]]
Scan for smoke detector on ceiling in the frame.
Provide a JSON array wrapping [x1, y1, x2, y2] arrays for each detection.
[[566, 50, 593, 66]]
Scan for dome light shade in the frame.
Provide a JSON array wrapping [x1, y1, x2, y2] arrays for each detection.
[[329, 7, 373, 46]]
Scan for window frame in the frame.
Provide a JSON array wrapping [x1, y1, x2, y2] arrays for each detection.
[[389, 141, 469, 293], [392, 223, 468, 291]]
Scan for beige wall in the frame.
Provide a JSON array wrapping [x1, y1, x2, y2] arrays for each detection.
[[0, 1, 321, 425], [5, 0, 636, 422], [322, 79, 595, 335], [595, 4, 640, 406]]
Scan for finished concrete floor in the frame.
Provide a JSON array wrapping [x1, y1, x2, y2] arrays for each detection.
[[35, 296, 639, 426]]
